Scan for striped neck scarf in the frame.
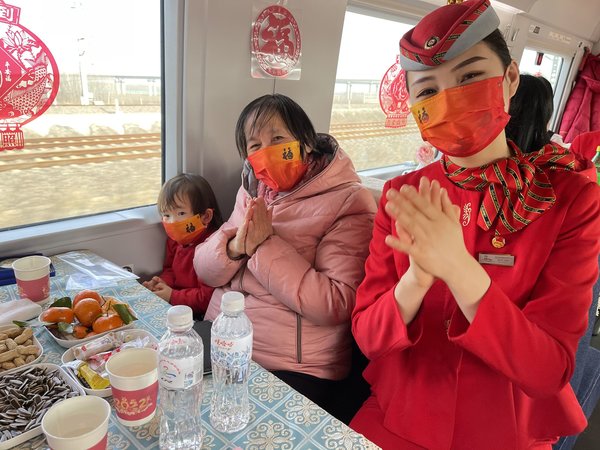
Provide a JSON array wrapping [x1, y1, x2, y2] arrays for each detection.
[[442, 141, 580, 235]]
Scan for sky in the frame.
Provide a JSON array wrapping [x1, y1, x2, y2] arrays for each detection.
[[335, 12, 413, 81], [8, 0, 161, 76]]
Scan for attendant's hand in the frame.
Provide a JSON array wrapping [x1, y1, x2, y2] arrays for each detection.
[[385, 177, 444, 289], [245, 197, 273, 256], [386, 177, 467, 283], [153, 282, 173, 302], [227, 202, 253, 259]]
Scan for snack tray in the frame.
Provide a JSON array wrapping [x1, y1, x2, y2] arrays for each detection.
[[39, 307, 137, 348], [0, 363, 86, 450], [61, 328, 159, 397], [0, 325, 43, 375]]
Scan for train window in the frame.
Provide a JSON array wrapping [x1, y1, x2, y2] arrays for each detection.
[[1, 0, 162, 231], [518, 48, 564, 91], [330, 10, 423, 175]]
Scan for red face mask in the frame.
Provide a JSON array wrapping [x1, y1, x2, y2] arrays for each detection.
[[162, 214, 206, 246], [410, 76, 510, 157], [247, 140, 307, 192]]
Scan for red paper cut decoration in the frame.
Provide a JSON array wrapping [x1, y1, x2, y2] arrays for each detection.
[[379, 55, 410, 128], [251, 5, 301, 78], [0, 1, 59, 150]]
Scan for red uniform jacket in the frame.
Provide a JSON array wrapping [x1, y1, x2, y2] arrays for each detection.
[[160, 230, 214, 315], [352, 161, 600, 449]]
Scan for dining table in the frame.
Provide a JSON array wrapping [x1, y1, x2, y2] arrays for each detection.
[[0, 250, 380, 449]]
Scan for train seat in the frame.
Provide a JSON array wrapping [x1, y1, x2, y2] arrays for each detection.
[[554, 254, 600, 450]]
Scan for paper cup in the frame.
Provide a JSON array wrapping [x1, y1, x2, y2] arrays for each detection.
[[105, 347, 158, 427], [41, 396, 110, 450], [12, 255, 51, 303]]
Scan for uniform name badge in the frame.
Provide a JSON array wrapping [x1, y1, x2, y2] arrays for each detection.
[[478, 253, 515, 267]]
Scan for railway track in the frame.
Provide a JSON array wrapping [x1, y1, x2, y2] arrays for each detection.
[[329, 121, 419, 140], [0, 133, 162, 172], [0, 121, 418, 172]]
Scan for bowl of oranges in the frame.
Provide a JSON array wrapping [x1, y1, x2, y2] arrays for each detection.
[[38, 290, 137, 348]]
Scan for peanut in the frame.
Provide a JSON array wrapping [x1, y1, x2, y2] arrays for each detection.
[[13, 357, 25, 367], [14, 328, 33, 345], [5, 327, 22, 338], [5, 338, 17, 350], [0, 348, 18, 362], [1, 361, 16, 369], [25, 355, 35, 363], [17, 345, 39, 356]]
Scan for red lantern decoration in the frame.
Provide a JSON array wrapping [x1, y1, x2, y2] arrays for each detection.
[[379, 55, 410, 128], [0, 0, 59, 151]]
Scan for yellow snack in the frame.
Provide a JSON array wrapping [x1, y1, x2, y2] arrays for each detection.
[[78, 363, 110, 390]]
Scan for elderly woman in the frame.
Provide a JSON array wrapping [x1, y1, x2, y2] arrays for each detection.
[[194, 94, 376, 412]]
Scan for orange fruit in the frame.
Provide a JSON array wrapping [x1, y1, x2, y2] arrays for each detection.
[[92, 315, 124, 334], [73, 290, 103, 308], [73, 298, 103, 327], [40, 307, 75, 324], [72, 324, 89, 339]]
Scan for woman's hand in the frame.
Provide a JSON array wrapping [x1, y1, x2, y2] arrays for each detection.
[[385, 177, 467, 282], [385, 177, 446, 288], [245, 197, 273, 256], [227, 202, 253, 259]]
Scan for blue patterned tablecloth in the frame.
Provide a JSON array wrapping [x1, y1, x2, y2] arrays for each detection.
[[0, 251, 379, 450]]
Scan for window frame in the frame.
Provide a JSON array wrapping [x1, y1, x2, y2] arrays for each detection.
[[1, 0, 174, 245]]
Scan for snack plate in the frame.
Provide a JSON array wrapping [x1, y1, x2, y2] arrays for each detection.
[[61, 328, 159, 397], [0, 363, 86, 450], [39, 305, 137, 348], [0, 325, 43, 375]]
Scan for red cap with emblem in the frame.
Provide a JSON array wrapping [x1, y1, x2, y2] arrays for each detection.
[[399, 0, 500, 71]]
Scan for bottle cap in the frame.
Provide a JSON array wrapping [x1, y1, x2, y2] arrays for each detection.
[[221, 291, 245, 313], [167, 305, 193, 329]]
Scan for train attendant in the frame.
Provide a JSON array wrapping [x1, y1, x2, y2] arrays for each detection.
[[195, 94, 376, 413], [350, 1, 600, 449], [143, 173, 224, 317]]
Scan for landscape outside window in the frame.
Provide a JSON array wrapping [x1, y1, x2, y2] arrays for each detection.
[[0, 0, 162, 230], [330, 11, 424, 172]]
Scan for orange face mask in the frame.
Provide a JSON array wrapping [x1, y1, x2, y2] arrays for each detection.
[[247, 140, 307, 192], [410, 76, 510, 157], [162, 214, 206, 246]]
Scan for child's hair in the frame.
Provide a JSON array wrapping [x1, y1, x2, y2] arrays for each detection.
[[157, 173, 224, 232]]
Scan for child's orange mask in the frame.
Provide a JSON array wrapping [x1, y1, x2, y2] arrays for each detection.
[[247, 140, 307, 192], [162, 214, 206, 246], [410, 76, 510, 157]]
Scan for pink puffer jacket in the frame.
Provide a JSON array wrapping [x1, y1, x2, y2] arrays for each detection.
[[195, 144, 376, 380]]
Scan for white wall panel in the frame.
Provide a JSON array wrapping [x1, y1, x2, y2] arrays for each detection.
[[183, 0, 348, 216]]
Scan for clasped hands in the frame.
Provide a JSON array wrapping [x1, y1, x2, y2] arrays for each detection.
[[227, 197, 274, 259], [384, 177, 468, 288], [142, 276, 173, 302]]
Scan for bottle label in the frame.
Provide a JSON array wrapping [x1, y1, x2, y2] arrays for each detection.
[[159, 355, 203, 390], [211, 333, 253, 370]]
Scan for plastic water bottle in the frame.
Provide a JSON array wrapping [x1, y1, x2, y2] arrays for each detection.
[[210, 291, 253, 432], [158, 305, 203, 449]]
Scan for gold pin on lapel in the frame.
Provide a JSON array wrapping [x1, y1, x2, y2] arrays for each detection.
[[492, 234, 505, 249]]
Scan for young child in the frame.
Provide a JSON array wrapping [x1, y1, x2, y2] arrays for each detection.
[[143, 173, 224, 317]]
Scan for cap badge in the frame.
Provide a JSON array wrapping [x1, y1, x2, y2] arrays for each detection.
[[424, 36, 439, 49]]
